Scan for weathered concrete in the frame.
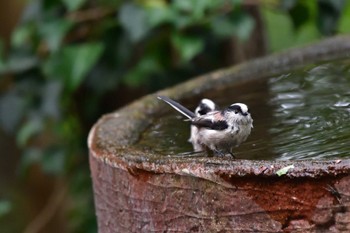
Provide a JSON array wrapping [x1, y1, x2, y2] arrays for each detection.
[[88, 36, 350, 232]]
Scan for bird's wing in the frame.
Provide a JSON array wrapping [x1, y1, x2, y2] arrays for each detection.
[[191, 112, 228, 130]]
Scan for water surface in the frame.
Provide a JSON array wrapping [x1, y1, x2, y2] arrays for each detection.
[[137, 61, 350, 160]]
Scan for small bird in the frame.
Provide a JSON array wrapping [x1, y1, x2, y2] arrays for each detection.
[[189, 98, 218, 152], [157, 95, 253, 156]]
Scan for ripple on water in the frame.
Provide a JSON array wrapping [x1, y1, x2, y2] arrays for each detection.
[[136, 61, 350, 160]]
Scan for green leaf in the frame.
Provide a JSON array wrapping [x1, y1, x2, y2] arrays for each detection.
[[19, 148, 43, 173], [119, 3, 151, 42], [0, 200, 12, 218], [288, 1, 313, 31], [17, 117, 43, 147], [261, 7, 295, 52], [0, 91, 26, 133], [11, 24, 33, 48], [42, 148, 65, 175], [317, 0, 345, 35], [123, 56, 161, 87], [146, 7, 176, 27], [21, 0, 41, 22], [338, 1, 350, 33], [191, 0, 219, 20], [173, 0, 193, 12], [212, 12, 254, 41], [234, 13, 255, 41], [1, 55, 39, 74], [173, 0, 219, 13], [211, 16, 237, 38], [43, 43, 104, 91], [39, 19, 73, 52], [142, 0, 168, 8], [280, 0, 298, 10], [229, 0, 243, 5], [172, 0, 223, 26], [171, 33, 204, 62], [294, 23, 320, 46], [276, 165, 295, 176], [41, 81, 62, 119], [62, 0, 87, 11], [19, 147, 65, 175]]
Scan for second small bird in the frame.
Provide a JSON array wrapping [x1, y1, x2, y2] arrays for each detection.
[[189, 98, 217, 152], [157, 96, 253, 156]]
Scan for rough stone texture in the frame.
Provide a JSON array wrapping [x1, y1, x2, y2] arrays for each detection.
[[88, 36, 350, 233], [90, 155, 283, 232], [90, 152, 350, 232]]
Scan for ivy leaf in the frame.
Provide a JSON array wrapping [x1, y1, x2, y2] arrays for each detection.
[[173, 0, 193, 12], [39, 19, 73, 52], [280, 0, 298, 10], [42, 147, 65, 175], [147, 7, 175, 27], [171, 33, 204, 62], [41, 81, 62, 119], [62, 0, 87, 11], [232, 13, 255, 41], [11, 24, 33, 48], [43, 43, 104, 92], [19, 148, 42, 173], [119, 3, 150, 42], [123, 55, 161, 87], [0, 200, 12, 218], [142, 0, 167, 8], [17, 116, 43, 147], [317, 0, 345, 35], [1, 55, 38, 74], [288, 1, 312, 31], [172, 0, 222, 26], [21, 0, 41, 22], [211, 12, 254, 41], [0, 91, 26, 134], [338, 1, 350, 33]]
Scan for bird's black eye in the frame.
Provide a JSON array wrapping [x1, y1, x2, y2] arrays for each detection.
[[228, 105, 242, 114], [198, 104, 211, 115]]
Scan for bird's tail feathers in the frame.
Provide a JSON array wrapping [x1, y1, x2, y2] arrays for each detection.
[[157, 95, 195, 119]]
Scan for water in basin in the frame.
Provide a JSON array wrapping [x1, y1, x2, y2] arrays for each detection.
[[137, 61, 350, 160]]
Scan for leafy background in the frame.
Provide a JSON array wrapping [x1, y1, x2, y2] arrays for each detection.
[[0, 0, 349, 232]]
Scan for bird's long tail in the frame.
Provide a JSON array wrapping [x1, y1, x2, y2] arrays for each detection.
[[157, 96, 195, 119]]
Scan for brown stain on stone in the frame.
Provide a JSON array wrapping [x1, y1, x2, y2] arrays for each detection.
[[127, 167, 156, 183], [220, 174, 350, 232], [90, 152, 350, 232]]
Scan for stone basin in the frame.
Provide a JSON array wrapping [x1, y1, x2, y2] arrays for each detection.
[[88, 36, 350, 232]]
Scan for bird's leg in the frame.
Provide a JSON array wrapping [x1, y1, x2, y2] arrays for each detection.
[[205, 147, 215, 157], [213, 149, 236, 158], [213, 149, 226, 157]]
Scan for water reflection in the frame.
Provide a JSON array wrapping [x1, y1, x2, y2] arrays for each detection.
[[137, 61, 350, 160], [269, 63, 350, 160]]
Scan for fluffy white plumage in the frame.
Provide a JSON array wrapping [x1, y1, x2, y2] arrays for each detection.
[[157, 96, 253, 156], [189, 98, 217, 151]]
